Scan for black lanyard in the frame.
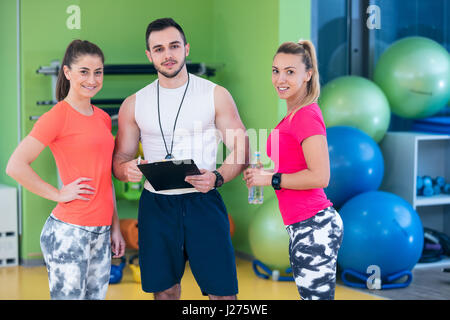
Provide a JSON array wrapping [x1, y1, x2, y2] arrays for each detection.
[[156, 74, 190, 160]]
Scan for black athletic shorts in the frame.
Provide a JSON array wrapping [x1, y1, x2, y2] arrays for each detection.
[[138, 188, 238, 296]]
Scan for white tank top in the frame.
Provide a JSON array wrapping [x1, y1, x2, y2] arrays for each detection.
[[135, 73, 220, 195]]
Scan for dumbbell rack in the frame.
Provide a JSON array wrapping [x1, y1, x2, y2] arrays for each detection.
[[380, 131, 450, 268], [416, 175, 450, 204], [380, 132, 450, 209]]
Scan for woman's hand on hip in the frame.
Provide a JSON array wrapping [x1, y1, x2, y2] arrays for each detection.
[[57, 177, 95, 202]]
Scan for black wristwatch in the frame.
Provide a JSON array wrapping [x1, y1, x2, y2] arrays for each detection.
[[213, 170, 224, 188], [272, 172, 282, 190]]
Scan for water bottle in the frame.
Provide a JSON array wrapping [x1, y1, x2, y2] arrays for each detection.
[[248, 151, 264, 204]]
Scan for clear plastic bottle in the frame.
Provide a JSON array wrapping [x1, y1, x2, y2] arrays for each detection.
[[248, 151, 264, 204]]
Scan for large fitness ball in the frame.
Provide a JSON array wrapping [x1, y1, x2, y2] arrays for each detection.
[[248, 196, 290, 274], [337, 191, 424, 279], [374, 36, 450, 119], [325, 126, 384, 209], [319, 76, 391, 142]]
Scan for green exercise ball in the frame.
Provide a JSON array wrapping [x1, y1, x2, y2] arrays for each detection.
[[374, 36, 450, 119], [248, 196, 290, 274], [319, 76, 391, 142]]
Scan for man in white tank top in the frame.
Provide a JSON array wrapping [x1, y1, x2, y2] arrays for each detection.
[[113, 18, 249, 300]]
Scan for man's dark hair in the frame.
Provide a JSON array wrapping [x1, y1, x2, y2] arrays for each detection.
[[145, 18, 187, 50]]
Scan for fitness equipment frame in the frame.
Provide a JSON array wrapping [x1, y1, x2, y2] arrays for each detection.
[[33, 61, 217, 120]]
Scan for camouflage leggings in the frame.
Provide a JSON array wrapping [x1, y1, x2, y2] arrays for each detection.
[[286, 207, 344, 300], [40, 214, 111, 300]]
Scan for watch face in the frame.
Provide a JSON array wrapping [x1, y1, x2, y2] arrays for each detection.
[[272, 174, 281, 190]]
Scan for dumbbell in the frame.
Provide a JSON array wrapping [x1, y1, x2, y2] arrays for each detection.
[[129, 254, 141, 283], [417, 176, 424, 190], [444, 183, 450, 194], [417, 176, 433, 196], [434, 176, 446, 188], [417, 175, 447, 197], [423, 176, 433, 188], [433, 176, 446, 195], [422, 186, 434, 197], [110, 256, 126, 284]]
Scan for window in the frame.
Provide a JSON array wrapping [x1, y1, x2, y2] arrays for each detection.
[[313, 0, 449, 131]]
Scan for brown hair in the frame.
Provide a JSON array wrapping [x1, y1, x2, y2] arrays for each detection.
[[55, 40, 105, 101], [275, 40, 320, 120], [145, 17, 187, 51]]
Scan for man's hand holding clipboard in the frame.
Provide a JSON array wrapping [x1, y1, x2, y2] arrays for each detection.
[[137, 157, 214, 192], [184, 169, 217, 193], [122, 156, 149, 183]]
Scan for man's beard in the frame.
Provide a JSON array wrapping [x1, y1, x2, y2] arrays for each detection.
[[155, 56, 186, 79]]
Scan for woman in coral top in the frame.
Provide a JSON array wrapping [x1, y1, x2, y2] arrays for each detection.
[[6, 40, 125, 300], [244, 40, 343, 300]]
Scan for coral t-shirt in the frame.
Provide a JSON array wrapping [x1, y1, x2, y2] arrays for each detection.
[[29, 101, 115, 226], [267, 102, 333, 225]]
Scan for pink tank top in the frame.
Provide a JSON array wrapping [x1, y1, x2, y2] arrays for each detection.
[[266, 103, 332, 225]]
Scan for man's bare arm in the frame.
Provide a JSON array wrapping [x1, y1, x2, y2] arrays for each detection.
[[214, 85, 250, 183], [112, 94, 147, 182]]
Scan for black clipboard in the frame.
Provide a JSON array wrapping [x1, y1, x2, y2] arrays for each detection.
[[137, 159, 202, 191]]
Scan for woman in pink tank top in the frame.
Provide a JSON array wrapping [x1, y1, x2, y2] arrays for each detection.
[[244, 40, 343, 300]]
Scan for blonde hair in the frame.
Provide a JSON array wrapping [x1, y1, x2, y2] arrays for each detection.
[[275, 40, 320, 120]]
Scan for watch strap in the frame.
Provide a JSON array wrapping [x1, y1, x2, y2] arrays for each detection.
[[213, 170, 224, 188]]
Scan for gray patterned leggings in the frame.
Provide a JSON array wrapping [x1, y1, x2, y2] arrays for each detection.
[[40, 214, 111, 300], [286, 207, 344, 300]]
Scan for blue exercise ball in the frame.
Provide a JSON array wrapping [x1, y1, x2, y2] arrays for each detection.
[[325, 126, 384, 208], [337, 191, 424, 279]]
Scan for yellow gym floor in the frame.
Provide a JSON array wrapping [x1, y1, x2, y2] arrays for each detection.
[[0, 256, 381, 300]]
